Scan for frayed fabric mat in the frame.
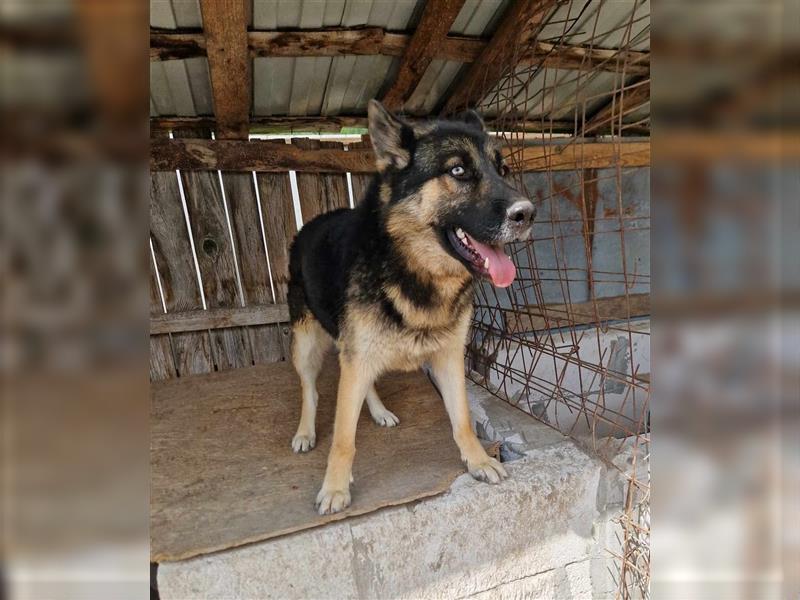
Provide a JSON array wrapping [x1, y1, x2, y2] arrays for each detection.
[[151, 359, 464, 562]]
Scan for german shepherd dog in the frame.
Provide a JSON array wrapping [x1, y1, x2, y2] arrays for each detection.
[[288, 100, 535, 515]]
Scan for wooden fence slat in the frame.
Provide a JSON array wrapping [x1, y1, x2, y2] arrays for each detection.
[[149, 249, 177, 380], [255, 165, 299, 354], [222, 169, 286, 363], [254, 172, 297, 302], [319, 140, 351, 212], [293, 138, 350, 222], [180, 168, 253, 371], [347, 139, 375, 204], [150, 336, 177, 380], [149, 171, 214, 376]]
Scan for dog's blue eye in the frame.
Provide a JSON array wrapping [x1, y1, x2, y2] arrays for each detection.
[[450, 165, 466, 178]]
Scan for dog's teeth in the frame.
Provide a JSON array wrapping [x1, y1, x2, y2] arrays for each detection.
[[483, 257, 490, 269], [456, 228, 465, 239]]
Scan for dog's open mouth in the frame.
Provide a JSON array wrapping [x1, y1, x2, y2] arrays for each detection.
[[446, 227, 516, 288]]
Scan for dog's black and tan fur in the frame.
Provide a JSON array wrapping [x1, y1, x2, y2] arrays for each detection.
[[288, 100, 535, 514]]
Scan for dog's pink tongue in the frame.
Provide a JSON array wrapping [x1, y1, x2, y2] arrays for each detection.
[[470, 239, 516, 287]]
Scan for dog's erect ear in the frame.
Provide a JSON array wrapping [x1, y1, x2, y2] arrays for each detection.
[[368, 100, 410, 171], [461, 109, 486, 132]]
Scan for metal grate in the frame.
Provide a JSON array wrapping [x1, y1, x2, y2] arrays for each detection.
[[465, 1, 651, 597]]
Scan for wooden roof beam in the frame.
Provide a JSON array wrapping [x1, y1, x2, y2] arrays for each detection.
[[198, 0, 251, 139], [148, 28, 650, 76], [149, 114, 650, 136], [441, 0, 559, 115], [150, 138, 651, 173], [583, 78, 650, 136], [381, 0, 467, 110]]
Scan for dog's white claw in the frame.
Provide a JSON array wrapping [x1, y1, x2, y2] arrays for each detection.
[[468, 457, 508, 484], [315, 487, 351, 515], [483, 257, 490, 270], [291, 433, 316, 453], [371, 408, 400, 427]]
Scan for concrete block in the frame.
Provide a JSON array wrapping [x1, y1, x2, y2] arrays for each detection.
[[159, 444, 605, 599], [158, 520, 359, 600], [347, 444, 602, 599], [466, 380, 566, 454]]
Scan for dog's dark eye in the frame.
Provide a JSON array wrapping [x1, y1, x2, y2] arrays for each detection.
[[499, 164, 510, 178], [450, 165, 466, 178]]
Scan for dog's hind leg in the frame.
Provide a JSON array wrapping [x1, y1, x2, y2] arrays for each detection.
[[365, 385, 399, 427], [291, 316, 332, 453]]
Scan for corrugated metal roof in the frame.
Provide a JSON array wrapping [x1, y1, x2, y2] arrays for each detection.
[[149, 0, 650, 127]]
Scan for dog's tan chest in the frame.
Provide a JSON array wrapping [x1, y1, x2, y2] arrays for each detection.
[[341, 304, 470, 374]]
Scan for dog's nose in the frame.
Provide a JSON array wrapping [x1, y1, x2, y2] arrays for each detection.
[[506, 200, 535, 226]]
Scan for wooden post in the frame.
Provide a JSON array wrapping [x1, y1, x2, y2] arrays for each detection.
[[199, 0, 251, 139]]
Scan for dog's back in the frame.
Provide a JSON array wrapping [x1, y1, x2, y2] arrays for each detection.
[[288, 204, 367, 338]]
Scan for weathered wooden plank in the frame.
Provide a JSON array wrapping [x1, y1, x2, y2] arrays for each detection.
[[254, 170, 297, 303], [345, 139, 375, 205], [442, 0, 558, 114], [149, 28, 650, 76], [149, 249, 177, 381], [349, 173, 373, 205], [151, 137, 376, 172], [292, 139, 350, 222], [254, 168, 298, 358], [509, 140, 651, 172], [221, 168, 286, 363], [198, 0, 251, 139], [504, 293, 651, 333], [150, 335, 178, 381], [151, 304, 290, 334], [319, 140, 352, 213], [151, 138, 651, 173], [150, 114, 597, 135], [149, 170, 215, 376], [179, 166, 253, 370], [381, 0, 467, 110]]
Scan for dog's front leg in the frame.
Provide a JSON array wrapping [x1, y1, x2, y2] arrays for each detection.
[[316, 353, 372, 515], [431, 348, 508, 484]]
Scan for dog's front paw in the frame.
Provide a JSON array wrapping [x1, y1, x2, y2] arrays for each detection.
[[315, 486, 351, 515], [291, 433, 316, 453], [371, 407, 400, 427], [468, 457, 508, 484]]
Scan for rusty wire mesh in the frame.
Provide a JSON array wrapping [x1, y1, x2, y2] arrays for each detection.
[[462, 2, 651, 598]]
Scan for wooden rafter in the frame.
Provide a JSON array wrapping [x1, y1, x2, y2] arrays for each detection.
[[148, 28, 650, 76], [381, 0, 467, 110], [583, 78, 650, 136], [198, 0, 251, 139], [441, 0, 558, 114], [148, 114, 614, 135], [150, 138, 650, 173]]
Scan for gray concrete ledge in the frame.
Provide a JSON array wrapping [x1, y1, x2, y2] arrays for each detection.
[[159, 384, 628, 599]]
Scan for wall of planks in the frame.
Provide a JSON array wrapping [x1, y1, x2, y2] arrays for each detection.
[[149, 133, 364, 381]]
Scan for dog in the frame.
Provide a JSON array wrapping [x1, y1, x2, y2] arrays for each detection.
[[287, 100, 535, 515]]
